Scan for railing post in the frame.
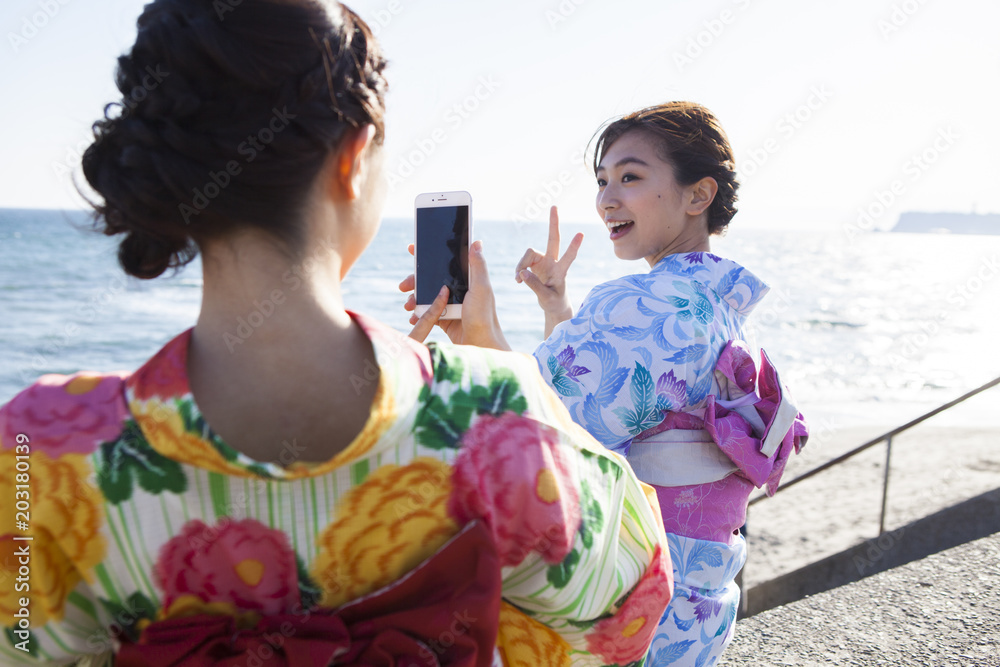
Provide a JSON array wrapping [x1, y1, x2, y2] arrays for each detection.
[[879, 435, 893, 535]]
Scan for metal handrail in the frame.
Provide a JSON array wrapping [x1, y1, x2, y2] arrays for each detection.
[[748, 375, 1000, 534]]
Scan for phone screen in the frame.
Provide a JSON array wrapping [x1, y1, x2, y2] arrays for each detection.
[[416, 205, 469, 305]]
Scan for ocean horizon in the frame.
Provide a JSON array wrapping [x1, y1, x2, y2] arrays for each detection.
[[3, 208, 999, 437]]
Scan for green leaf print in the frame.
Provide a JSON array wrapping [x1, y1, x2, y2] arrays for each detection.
[[550, 368, 582, 397], [691, 293, 714, 325], [562, 616, 599, 630], [667, 295, 690, 309], [629, 363, 655, 416], [430, 344, 466, 384], [296, 554, 322, 610], [98, 421, 188, 504], [414, 392, 473, 449], [4, 627, 37, 657], [484, 368, 528, 415], [581, 447, 621, 481], [547, 355, 573, 396], [674, 280, 714, 325], [578, 480, 604, 550], [546, 548, 581, 589], [98, 591, 157, 642]]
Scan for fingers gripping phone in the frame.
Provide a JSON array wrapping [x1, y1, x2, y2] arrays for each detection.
[[414, 191, 471, 320]]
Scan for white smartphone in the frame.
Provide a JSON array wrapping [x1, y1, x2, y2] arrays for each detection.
[[414, 191, 472, 320]]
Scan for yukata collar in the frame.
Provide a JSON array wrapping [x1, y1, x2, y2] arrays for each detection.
[[124, 311, 431, 480], [651, 251, 770, 317]]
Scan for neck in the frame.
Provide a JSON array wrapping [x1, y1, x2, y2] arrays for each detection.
[[646, 225, 711, 268], [194, 229, 354, 356]]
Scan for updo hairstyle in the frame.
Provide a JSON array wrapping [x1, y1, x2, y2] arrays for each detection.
[[82, 0, 388, 278], [592, 101, 739, 235]]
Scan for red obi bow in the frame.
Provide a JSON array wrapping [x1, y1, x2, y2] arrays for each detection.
[[116, 521, 501, 667]]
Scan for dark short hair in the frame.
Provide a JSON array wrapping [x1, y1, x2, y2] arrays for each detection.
[[592, 102, 738, 235], [82, 0, 388, 278]]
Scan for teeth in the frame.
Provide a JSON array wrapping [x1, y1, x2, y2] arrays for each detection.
[[606, 220, 632, 232]]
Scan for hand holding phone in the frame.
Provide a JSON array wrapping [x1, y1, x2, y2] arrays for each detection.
[[414, 191, 471, 320]]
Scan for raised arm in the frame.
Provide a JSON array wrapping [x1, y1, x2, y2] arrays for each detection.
[[515, 206, 584, 338]]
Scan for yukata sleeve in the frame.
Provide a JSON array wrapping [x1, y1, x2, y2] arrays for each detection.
[[534, 294, 707, 456], [447, 350, 672, 667], [0, 374, 130, 664]]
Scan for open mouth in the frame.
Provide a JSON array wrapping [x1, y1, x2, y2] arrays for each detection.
[[606, 220, 634, 239]]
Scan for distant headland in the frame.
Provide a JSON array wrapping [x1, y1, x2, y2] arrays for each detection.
[[892, 211, 1000, 235]]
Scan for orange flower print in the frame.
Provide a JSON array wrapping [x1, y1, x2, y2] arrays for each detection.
[[585, 544, 672, 665], [0, 449, 106, 625], [449, 412, 581, 567], [312, 458, 459, 608], [131, 399, 246, 477], [496, 601, 571, 667]]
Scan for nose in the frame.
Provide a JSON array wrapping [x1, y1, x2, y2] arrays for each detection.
[[596, 184, 619, 215]]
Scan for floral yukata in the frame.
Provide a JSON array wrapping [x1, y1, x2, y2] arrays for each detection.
[[0, 312, 672, 666], [535, 252, 809, 667]]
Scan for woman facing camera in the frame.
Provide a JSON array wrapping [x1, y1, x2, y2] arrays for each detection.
[[0, 2, 671, 665], [408, 102, 809, 666]]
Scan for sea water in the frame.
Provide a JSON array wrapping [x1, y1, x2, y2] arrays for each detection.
[[2, 208, 999, 432]]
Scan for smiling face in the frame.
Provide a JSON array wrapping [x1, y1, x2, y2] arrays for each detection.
[[595, 130, 714, 267]]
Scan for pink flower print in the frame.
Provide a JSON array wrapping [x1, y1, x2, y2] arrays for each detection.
[[127, 330, 191, 401], [154, 518, 301, 616], [585, 544, 672, 664], [0, 372, 129, 456], [449, 412, 581, 567]]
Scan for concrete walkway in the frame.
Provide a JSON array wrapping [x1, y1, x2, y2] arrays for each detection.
[[724, 532, 1000, 666]]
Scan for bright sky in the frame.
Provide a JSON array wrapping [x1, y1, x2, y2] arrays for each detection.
[[1, 0, 998, 230]]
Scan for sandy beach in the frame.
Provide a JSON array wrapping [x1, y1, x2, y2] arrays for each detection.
[[742, 413, 1000, 589]]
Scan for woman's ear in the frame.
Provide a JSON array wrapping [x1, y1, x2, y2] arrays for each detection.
[[335, 124, 377, 200], [686, 176, 718, 216]]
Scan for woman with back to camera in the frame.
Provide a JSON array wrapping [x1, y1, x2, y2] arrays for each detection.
[[0, 2, 673, 665], [407, 102, 809, 665]]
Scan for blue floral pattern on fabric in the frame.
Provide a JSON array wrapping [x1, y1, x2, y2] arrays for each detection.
[[533, 252, 769, 454], [648, 533, 746, 667]]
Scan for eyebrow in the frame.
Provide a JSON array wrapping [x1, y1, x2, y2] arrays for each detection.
[[596, 156, 650, 172]]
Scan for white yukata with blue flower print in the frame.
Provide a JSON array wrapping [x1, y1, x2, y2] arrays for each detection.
[[534, 251, 775, 667]]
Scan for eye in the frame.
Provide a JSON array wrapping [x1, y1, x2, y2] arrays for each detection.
[[596, 177, 607, 187], [622, 173, 640, 183]]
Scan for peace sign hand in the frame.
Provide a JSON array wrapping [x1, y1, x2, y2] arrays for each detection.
[[515, 205, 583, 337]]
